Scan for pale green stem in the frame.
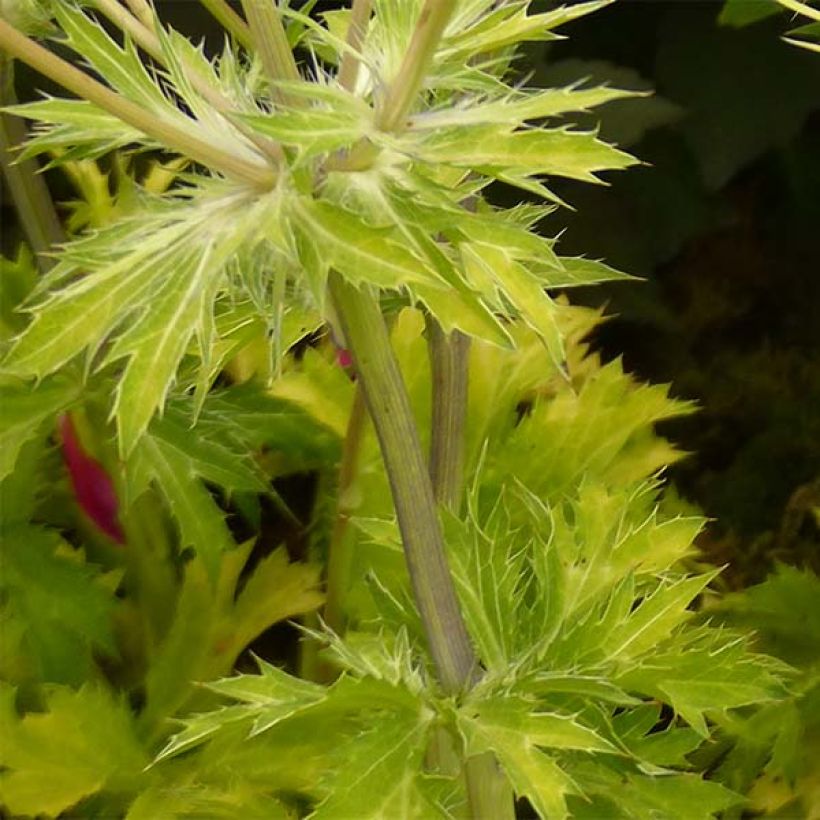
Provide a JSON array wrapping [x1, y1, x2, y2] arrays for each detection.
[[377, 0, 456, 131], [329, 273, 476, 694], [240, 0, 300, 106], [337, 0, 372, 92], [0, 56, 64, 271], [200, 0, 254, 48], [122, 0, 153, 28], [0, 18, 275, 188], [91, 0, 284, 163]]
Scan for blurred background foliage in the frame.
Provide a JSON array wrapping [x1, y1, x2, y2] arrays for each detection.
[[520, 0, 820, 587]]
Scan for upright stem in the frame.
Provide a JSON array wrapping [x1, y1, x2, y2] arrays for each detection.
[[377, 0, 456, 131], [329, 273, 476, 694], [200, 0, 253, 48], [427, 318, 516, 820], [427, 319, 470, 509], [323, 384, 367, 637], [0, 56, 64, 271], [337, 0, 372, 92]]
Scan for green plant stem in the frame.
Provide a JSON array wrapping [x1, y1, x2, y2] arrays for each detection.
[[323, 383, 367, 637], [91, 0, 284, 164], [121, 0, 153, 28], [329, 272, 476, 694], [0, 56, 64, 271], [427, 318, 470, 509], [200, 0, 253, 48], [0, 17, 275, 188], [426, 318, 516, 820], [241, 0, 300, 106], [377, 0, 456, 130], [337, 0, 372, 91]]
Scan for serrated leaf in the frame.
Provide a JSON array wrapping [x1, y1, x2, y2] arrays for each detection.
[[0, 682, 146, 817], [410, 85, 639, 130], [292, 198, 444, 290], [158, 661, 327, 761], [605, 573, 717, 662], [0, 525, 116, 684], [442, 0, 612, 60], [415, 126, 637, 182], [225, 547, 323, 659], [616, 630, 788, 736], [0, 376, 78, 481], [458, 694, 594, 819], [310, 712, 436, 820], [240, 105, 371, 159], [540, 256, 639, 288], [462, 242, 565, 366], [127, 428, 236, 582]]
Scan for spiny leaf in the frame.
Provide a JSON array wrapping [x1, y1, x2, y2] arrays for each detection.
[[461, 242, 565, 366], [410, 85, 639, 130], [225, 547, 323, 660], [414, 126, 638, 182], [458, 693, 604, 819], [0, 682, 146, 817], [616, 629, 789, 736], [292, 198, 444, 290], [310, 713, 438, 820]]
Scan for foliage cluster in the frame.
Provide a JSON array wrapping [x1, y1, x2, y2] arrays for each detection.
[[0, 0, 806, 817]]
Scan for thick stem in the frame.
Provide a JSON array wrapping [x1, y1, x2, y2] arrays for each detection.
[[323, 383, 367, 636], [426, 318, 516, 820], [0, 18, 275, 188], [0, 57, 64, 271], [427, 318, 470, 510], [329, 272, 476, 694]]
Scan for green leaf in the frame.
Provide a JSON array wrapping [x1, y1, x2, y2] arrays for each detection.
[[240, 100, 372, 159], [459, 693, 607, 819], [140, 559, 215, 734], [223, 547, 323, 661], [158, 660, 327, 761], [0, 376, 78, 481], [462, 242, 565, 366], [0, 682, 146, 817], [310, 712, 437, 820], [0, 526, 116, 685], [410, 85, 639, 130], [127, 426, 236, 582], [616, 629, 789, 736], [292, 198, 444, 290], [415, 127, 637, 182], [542, 256, 639, 288], [442, 0, 613, 60], [604, 572, 717, 661]]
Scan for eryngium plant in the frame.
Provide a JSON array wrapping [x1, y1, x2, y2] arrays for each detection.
[[0, 0, 789, 817]]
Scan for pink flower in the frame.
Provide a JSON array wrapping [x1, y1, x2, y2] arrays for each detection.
[[59, 414, 124, 544]]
